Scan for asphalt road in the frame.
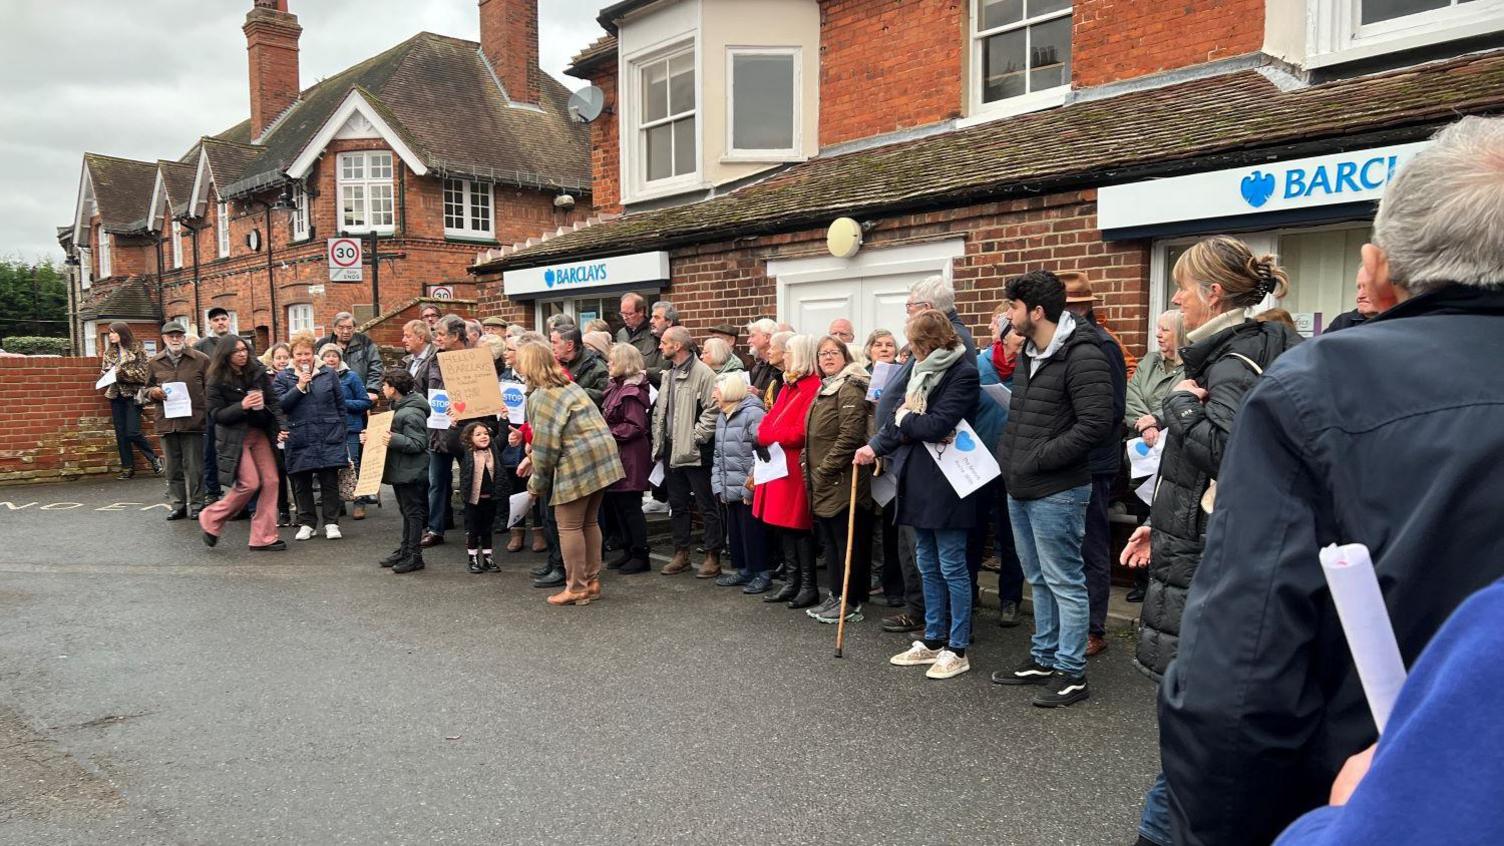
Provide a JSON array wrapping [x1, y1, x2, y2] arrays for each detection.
[[0, 477, 1159, 845]]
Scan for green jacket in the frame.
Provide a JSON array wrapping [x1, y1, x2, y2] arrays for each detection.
[[383, 392, 431, 485], [803, 364, 874, 518], [617, 322, 665, 386], [717, 356, 746, 375], [526, 382, 624, 505], [1124, 350, 1185, 428], [651, 356, 718, 468]]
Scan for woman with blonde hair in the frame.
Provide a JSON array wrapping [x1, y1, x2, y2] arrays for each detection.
[[699, 336, 746, 376], [516, 342, 624, 605], [755, 333, 824, 608], [601, 342, 654, 574], [1125, 309, 1187, 447]]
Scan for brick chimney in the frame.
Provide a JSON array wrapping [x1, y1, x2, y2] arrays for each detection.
[[478, 0, 541, 105], [244, 0, 302, 139]]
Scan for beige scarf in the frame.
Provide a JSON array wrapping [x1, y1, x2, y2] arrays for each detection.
[[469, 448, 494, 504]]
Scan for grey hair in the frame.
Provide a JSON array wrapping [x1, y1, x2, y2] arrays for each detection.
[[652, 300, 679, 323], [333, 311, 355, 327], [701, 336, 732, 367], [782, 334, 821, 379], [552, 324, 583, 352], [437, 315, 468, 343], [1374, 116, 1504, 293], [403, 319, 431, 341], [464, 319, 483, 338], [910, 274, 956, 313], [746, 318, 778, 336], [769, 330, 794, 350]]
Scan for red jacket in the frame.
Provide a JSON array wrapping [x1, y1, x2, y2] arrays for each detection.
[[753, 373, 820, 530]]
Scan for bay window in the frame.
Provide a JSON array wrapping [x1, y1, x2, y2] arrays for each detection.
[[443, 179, 494, 239], [338, 151, 396, 233], [728, 48, 800, 158], [635, 47, 697, 190]]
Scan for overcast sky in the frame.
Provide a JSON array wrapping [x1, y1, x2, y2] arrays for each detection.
[[0, 0, 605, 263]]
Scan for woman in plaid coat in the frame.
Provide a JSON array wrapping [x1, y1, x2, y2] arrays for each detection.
[[517, 342, 624, 606]]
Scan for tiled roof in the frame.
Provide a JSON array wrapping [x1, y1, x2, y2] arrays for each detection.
[[567, 35, 617, 78], [478, 50, 1504, 272], [210, 32, 590, 197], [84, 154, 159, 234], [157, 160, 197, 215], [201, 138, 262, 199], [79, 278, 161, 322]]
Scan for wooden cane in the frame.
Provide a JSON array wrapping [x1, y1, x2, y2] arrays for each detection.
[[834, 463, 860, 658]]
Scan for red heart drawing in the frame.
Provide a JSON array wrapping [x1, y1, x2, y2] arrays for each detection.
[[452, 400, 467, 414]]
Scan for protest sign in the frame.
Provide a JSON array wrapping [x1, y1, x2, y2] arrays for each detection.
[[507, 491, 533, 529], [95, 367, 117, 390], [499, 380, 527, 424], [867, 361, 898, 402], [426, 389, 451, 430], [162, 381, 192, 419], [1127, 436, 1165, 477], [981, 383, 1012, 410], [437, 347, 504, 421], [648, 461, 665, 487], [923, 420, 1000, 499], [354, 411, 393, 498]]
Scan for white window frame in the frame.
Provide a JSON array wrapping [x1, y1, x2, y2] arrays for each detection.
[[625, 41, 701, 202], [724, 47, 803, 162], [79, 247, 92, 290], [443, 178, 495, 240], [82, 319, 100, 357], [96, 226, 112, 279], [205, 309, 240, 335], [216, 199, 230, 259], [171, 220, 183, 269], [291, 184, 310, 242], [337, 150, 396, 234], [287, 303, 315, 335], [964, 0, 1074, 126], [1307, 0, 1504, 67]]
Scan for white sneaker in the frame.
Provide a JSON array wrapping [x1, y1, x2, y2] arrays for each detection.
[[294, 525, 315, 541], [890, 641, 941, 667], [642, 496, 669, 514], [325, 524, 342, 540], [925, 649, 971, 680]]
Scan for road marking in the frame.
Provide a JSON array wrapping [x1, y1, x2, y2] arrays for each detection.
[[0, 501, 173, 513]]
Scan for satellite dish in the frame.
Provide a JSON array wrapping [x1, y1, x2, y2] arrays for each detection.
[[568, 85, 606, 123], [827, 217, 864, 259]]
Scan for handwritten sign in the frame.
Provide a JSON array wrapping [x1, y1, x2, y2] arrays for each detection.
[[923, 419, 1000, 499], [499, 380, 527, 425], [354, 411, 392, 498], [437, 347, 504, 421]]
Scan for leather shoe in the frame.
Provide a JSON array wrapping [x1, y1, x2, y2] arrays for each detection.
[[531, 567, 566, 588], [190, 507, 203, 519], [165, 507, 188, 521], [419, 532, 444, 548], [1086, 633, 1109, 657], [202, 531, 218, 548], [529, 560, 553, 577], [250, 540, 287, 551]]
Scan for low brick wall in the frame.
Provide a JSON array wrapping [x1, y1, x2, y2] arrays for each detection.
[[0, 357, 162, 486]]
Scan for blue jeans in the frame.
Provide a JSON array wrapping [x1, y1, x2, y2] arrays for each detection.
[[913, 528, 971, 650], [1138, 771, 1172, 846], [1008, 484, 1091, 675], [428, 452, 455, 535]]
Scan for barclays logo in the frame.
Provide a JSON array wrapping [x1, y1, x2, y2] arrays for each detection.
[[1240, 171, 1276, 208], [543, 262, 608, 290], [1239, 155, 1402, 209]]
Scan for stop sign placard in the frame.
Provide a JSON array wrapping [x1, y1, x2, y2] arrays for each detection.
[[328, 237, 364, 282]]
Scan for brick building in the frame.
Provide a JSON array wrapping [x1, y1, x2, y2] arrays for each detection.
[[61, 0, 591, 357], [471, 0, 1504, 352]]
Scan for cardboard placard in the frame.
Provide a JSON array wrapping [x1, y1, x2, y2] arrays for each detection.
[[437, 347, 504, 421], [354, 411, 393, 498]]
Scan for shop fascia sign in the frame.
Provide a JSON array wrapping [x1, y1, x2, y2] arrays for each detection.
[[1098, 141, 1429, 231], [503, 251, 670, 297]]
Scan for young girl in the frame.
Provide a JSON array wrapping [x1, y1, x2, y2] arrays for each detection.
[[458, 421, 506, 574]]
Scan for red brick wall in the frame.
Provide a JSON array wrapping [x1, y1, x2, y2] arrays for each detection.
[[583, 61, 622, 214], [244, 8, 302, 138], [0, 357, 162, 486], [818, 0, 964, 147], [1072, 0, 1264, 87], [479, 0, 542, 105]]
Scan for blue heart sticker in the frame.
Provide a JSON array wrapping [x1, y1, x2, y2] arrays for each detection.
[[1240, 171, 1276, 208], [954, 431, 976, 452], [1135, 441, 1151, 456]]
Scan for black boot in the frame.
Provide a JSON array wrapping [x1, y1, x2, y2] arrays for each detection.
[[787, 540, 820, 609], [618, 554, 651, 575], [768, 559, 800, 602], [380, 548, 404, 568], [393, 553, 425, 574], [529, 560, 553, 577], [467, 552, 483, 574], [480, 552, 498, 572], [606, 549, 633, 570]]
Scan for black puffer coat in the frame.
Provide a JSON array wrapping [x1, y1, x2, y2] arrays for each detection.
[[208, 368, 286, 485], [1135, 316, 1301, 678]]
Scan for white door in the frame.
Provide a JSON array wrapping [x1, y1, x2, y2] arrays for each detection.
[[782, 271, 929, 348]]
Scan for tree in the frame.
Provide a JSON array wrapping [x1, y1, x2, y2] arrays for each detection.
[[0, 258, 69, 340]]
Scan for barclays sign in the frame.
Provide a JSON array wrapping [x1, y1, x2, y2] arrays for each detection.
[[1098, 142, 1429, 232], [504, 251, 671, 298]]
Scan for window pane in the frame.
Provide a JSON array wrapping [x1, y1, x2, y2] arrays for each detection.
[[982, 29, 1027, 102], [471, 185, 491, 232], [342, 185, 364, 227], [444, 179, 465, 230], [1028, 15, 1072, 92], [673, 117, 696, 176], [1279, 227, 1372, 335], [1361, 0, 1449, 24], [646, 123, 673, 181], [369, 152, 393, 179], [733, 54, 796, 150], [341, 155, 362, 180], [669, 54, 695, 116], [370, 184, 394, 226], [1028, 0, 1072, 17], [643, 61, 669, 123], [980, 0, 1024, 29]]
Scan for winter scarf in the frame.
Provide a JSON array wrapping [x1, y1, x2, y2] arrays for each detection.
[[905, 345, 964, 413]]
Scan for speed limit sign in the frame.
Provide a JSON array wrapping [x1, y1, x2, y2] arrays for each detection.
[[327, 237, 364, 282]]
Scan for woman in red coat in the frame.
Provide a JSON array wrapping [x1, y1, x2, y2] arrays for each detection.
[[755, 334, 823, 609]]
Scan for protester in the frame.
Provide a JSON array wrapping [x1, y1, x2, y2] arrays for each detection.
[[194, 309, 239, 501], [582, 330, 613, 363], [273, 334, 352, 542], [1124, 310, 1186, 447], [992, 270, 1113, 706], [699, 336, 745, 376], [651, 325, 723, 578], [497, 333, 535, 554], [1255, 307, 1300, 332], [418, 304, 441, 331], [707, 322, 741, 355], [400, 319, 435, 378], [145, 321, 209, 518], [616, 293, 663, 385], [457, 421, 506, 574], [756, 334, 823, 608], [761, 330, 791, 407], [647, 300, 683, 383], [746, 318, 781, 395], [481, 316, 508, 337], [257, 342, 295, 525], [974, 308, 1024, 628], [377, 369, 430, 574], [803, 335, 874, 624], [864, 329, 898, 366], [198, 336, 285, 551], [465, 319, 483, 346], [1324, 256, 1399, 332], [323, 343, 372, 521], [1154, 116, 1504, 846], [710, 372, 769, 593], [601, 343, 654, 575], [517, 342, 625, 606], [99, 322, 162, 479], [319, 312, 382, 519], [552, 323, 608, 408], [418, 315, 470, 548], [826, 318, 856, 344]]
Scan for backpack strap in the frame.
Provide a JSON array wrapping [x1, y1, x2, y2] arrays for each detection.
[[1224, 352, 1264, 375]]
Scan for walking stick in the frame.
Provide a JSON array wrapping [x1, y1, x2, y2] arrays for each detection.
[[834, 463, 860, 658]]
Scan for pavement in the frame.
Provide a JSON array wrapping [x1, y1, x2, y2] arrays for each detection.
[[0, 477, 1160, 845]]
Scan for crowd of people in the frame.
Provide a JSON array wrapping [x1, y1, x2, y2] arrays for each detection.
[[97, 116, 1504, 845]]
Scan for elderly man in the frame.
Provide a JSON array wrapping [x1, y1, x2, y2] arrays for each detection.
[[1325, 260, 1400, 332], [481, 316, 508, 337], [400, 319, 435, 377], [146, 321, 211, 520], [827, 318, 856, 344], [745, 317, 780, 395], [551, 324, 608, 407], [417, 315, 471, 548], [616, 293, 658, 361], [651, 325, 722, 578], [319, 311, 384, 518], [1156, 116, 1504, 846]]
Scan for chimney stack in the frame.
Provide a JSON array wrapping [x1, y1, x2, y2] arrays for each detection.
[[478, 0, 541, 105], [244, 0, 302, 139]]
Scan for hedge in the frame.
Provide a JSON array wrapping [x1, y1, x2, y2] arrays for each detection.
[[2, 336, 71, 355]]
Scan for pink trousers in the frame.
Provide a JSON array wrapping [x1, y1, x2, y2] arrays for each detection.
[[198, 428, 281, 548]]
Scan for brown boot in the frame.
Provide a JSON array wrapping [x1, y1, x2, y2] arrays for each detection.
[[662, 548, 692, 575], [531, 531, 548, 553], [696, 550, 723, 579], [506, 528, 525, 553], [586, 579, 602, 601]]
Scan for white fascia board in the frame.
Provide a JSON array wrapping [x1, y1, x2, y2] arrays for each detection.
[[147, 170, 168, 233], [72, 161, 95, 246], [188, 149, 213, 219], [285, 88, 429, 180]]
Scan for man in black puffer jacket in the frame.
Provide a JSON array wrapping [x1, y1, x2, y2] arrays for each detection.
[[993, 270, 1114, 709]]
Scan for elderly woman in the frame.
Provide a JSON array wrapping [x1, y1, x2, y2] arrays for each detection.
[[864, 329, 898, 368], [700, 336, 746, 377], [1126, 310, 1188, 447], [762, 330, 792, 407], [756, 334, 824, 609], [803, 335, 875, 624], [273, 334, 352, 541], [324, 343, 373, 519], [199, 336, 286, 551], [100, 322, 162, 479], [516, 342, 625, 606], [601, 343, 654, 574], [711, 372, 769, 592], [855, 310, 981, 681]]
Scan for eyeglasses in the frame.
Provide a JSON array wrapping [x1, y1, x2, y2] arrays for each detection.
[[905, 300, 931, 312], [817, 349, 844, 358]]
